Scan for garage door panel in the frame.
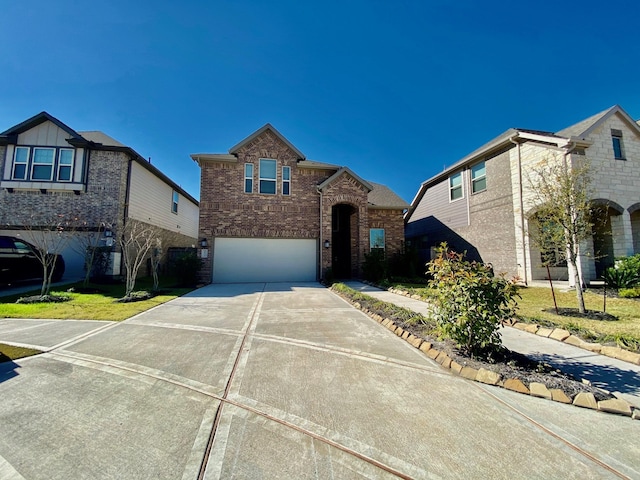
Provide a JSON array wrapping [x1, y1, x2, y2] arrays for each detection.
[[213, 238, 317, 283]]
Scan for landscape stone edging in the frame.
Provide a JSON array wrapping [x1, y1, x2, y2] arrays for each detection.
[[338, 284, 638, 420], [384, 285, 640, 367]]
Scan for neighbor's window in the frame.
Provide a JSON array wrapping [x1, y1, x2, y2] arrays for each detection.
[[12, 146, 29, 180], [259, 158, 277, 194], [172, 190, 179, 214], [57, 149, 74, 182], [370, 228, 385, 250], [244, 163, 254, 193], [471, 161, 486, 193], [449, 172, 463, 201], [612, 129, 625, 160], [31, 148, 55, 181], [282, 166, 291, 195]]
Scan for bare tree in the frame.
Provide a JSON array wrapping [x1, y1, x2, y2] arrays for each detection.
[[69, 221, 114, 287], [527, 158, 594, 313], [118, 219, 165, 298], [19, 213, 79, 297]]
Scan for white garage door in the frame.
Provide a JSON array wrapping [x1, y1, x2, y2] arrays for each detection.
[[213, 238, 318, 283]]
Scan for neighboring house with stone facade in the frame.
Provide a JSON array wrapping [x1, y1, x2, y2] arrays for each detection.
[[405, 105, 640, 286], [192, 124, 408, 283], [0, 111, 199, 279]]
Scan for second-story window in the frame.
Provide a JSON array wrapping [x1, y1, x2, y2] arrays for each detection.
[[259, 159, 277, 194], [244, 163, 254, 193], [282, 166, 291, 195], [471, 161, 486, 193], [172, 190, 179, 214], [57, 149, 74, 181], [612, 129, 625, 160], [449, 172, 463, 201], [31, 148, 55, 181], [12, 147, 29, 180]]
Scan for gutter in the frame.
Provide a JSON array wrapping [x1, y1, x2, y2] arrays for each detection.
[[317, 186, 324, 281], [510, 136, 528, 286]]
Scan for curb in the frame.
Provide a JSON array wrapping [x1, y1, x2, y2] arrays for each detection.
[[385, 284, 640, 367], [336, 285, 639, 420]]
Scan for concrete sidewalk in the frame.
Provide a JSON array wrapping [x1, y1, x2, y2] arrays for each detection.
[[344, 281, 640, 407], [0, 282, 638, 479]]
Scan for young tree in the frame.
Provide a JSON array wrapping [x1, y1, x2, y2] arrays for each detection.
[[70, 221, 114, 287], [19, 213, 79, 297], [119, 219, 163, 298], [526, 158, 594, 314]]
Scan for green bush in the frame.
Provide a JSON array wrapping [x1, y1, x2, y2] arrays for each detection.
[[604, 262, 640, 289], [619, 287, 640, 298], [427, 243, 519, 357], [169, 252, 202, 286], [362, 249, 388, 282]]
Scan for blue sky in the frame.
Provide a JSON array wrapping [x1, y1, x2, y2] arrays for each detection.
[[2, 0, 639, 204]]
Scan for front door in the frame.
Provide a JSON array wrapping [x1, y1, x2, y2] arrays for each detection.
[[331, 204, 354, 279]]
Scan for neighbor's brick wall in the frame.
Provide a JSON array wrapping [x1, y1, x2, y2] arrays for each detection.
[[0, 149, 128, 229]]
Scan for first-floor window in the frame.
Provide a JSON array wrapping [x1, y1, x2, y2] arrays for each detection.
[[449, 172, 463, 201], [31, 148, 55, 180], [282, 166, 291, 195], [259, 159, 277, 194], [370, 228, 385, 250], [12, 146, 29, 180], [244, 163, 254, 193], [172, 190, 179, 214]]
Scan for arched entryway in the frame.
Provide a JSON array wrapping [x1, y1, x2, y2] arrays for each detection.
[[629, 203, 640, 255], [331, 204, 357, 279], [592, 201, 623, 278]]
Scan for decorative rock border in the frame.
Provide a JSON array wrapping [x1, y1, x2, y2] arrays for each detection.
[[338, 286, 639, 420]]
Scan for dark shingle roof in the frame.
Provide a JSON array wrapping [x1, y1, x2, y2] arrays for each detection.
[[368, 182, 409, 209]]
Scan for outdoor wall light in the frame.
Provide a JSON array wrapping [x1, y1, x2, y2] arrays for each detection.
[[324, 240, 330, 249], [200, 238, 208, 248]]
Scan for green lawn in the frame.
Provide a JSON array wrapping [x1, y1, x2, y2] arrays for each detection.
[[0, 278, 195, 321], [0, 343, 41, 363], [389, 282, 640, 350]]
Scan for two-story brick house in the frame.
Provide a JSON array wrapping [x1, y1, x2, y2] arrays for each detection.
[[405, 105, 640, 286], [192, 124, 408, 283], [0, 111, 199, 279]]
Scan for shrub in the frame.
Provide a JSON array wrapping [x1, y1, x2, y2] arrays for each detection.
[[619, 287, 640, 299], [427, 243, 519, 357], [168, 252, 202, 286], [362, 249, 388, 282], [604, 263, 640, 289]]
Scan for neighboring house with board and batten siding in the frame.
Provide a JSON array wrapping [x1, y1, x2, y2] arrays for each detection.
[[192, 123, 408, 283], [0, 111, 199, 280], [405, 105, 640, 286]]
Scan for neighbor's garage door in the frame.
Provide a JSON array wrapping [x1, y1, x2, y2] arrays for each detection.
[[213, 238, 318, 283]]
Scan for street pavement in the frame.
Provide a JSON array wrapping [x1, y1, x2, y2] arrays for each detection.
[[0, 282, 638, 479]]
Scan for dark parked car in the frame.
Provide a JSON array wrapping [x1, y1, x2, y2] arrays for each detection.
[[0, 236, 65, 286]]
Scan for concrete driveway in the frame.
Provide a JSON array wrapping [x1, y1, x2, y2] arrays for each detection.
[[0, 283, 638, 479]]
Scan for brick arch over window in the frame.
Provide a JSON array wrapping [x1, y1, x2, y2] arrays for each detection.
[[627, 202, 640, 215], [591, 199, 625, 214]]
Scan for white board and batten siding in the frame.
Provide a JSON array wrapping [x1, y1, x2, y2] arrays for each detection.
[[212, 238, 318, 283], [127, 161, 199, 239]]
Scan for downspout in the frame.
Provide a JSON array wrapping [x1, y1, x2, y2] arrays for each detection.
[[317, 186, 323, 281], [510, 137, 528, 285], [119, 156, 133, 277]]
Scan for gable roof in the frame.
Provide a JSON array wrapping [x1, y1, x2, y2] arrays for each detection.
[[555, 104, 640, 139], [368, 182, 409, 209], [0, 112, 198, 206], [317, 167, 373, 192], [228, 123, 306, 159]]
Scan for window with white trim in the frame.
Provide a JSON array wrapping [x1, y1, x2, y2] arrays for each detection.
[[244, 163, 253, 193], [172, 190, 179, 214], [471, 161, 486, 193], [259, 159, 277, 194], [12, 147, 29, 180], [282, 166, 291, 195], [449, 172, 463, 201], [31, 148, 55, 181], [370, 228, 385, 250], [57, 149, 74, 181]]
